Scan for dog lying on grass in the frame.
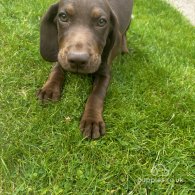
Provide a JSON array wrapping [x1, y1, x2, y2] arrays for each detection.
[[37, 0, 133, 139]]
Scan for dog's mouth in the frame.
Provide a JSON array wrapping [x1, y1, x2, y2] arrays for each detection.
[[58, 50, 101, 74]]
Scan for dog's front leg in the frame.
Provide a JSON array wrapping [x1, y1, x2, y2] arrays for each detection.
[[37, 63, 65, 102], [80, 65, 110, 139]]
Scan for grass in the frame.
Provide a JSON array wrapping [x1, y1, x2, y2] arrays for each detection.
[[0, 0, 195, 194]]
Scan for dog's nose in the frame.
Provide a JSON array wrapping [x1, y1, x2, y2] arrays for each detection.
[[68, 51, 89, 68]]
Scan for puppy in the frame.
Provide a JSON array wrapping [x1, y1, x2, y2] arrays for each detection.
[[38, 0, 133, 139]]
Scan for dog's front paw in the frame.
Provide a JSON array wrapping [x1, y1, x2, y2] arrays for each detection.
[[80, 116, 106, 139], [37, 85, 61, 102]]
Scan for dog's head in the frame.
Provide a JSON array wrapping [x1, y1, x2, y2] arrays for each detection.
[[40, 0, 119, 74]]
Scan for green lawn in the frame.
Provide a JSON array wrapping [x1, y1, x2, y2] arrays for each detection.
[[0, 0, 195, 194]]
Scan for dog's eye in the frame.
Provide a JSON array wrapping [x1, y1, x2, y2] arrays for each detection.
[[58, 12, 69, 22], [97, 18, 107, 27]]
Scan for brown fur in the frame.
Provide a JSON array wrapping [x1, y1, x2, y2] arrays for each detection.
[[38, 0, 133, 139]]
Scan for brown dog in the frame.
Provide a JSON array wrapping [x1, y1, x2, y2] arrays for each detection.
[[37, 0, 133, 139]]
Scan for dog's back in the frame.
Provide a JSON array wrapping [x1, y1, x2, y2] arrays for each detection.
[[108, 0, 133, 33]]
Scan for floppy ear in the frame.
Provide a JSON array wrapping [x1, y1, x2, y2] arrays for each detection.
[[40, 3, 59, 62], [101, 8, 120, 63]]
